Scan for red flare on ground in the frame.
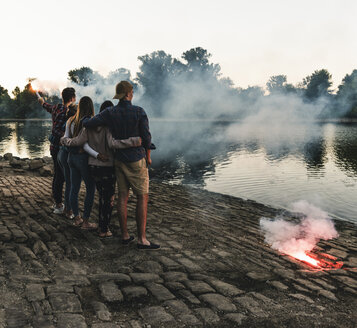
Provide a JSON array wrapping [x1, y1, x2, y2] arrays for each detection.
[[288, 251, 344, 269], [291, 252, 320, 267]]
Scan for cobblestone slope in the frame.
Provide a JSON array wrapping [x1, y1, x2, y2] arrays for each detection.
[[0, 172, 356, 327]]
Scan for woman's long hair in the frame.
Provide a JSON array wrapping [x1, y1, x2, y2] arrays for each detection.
[[69, 96, 95, 137]]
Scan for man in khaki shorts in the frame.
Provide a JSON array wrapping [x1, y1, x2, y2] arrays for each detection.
[[83, 81, 160, 250]]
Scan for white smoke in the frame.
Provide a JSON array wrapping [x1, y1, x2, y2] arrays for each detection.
[[260, 200, 339, 256]]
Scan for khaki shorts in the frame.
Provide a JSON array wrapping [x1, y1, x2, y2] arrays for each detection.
[[114, 158, 149, 195]]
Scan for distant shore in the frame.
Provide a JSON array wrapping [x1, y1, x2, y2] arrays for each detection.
[[1, 118, 357, 123]]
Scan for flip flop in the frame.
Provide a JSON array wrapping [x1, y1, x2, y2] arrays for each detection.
[[137, 242, 160, 250], [122, 236, 134, 245]]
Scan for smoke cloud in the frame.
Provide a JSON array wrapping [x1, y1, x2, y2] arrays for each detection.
[[33, 48, 352, 167], [260, 200, 339, 257]]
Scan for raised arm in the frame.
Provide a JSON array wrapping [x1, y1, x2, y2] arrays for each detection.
[[39, 97, 56, 114], [106, 128, 142, 149]]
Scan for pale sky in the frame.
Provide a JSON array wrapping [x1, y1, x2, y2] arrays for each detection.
[[1, 0, 356, 93]]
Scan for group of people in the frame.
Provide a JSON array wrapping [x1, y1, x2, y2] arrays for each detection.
[[39, 81, 160, 250]]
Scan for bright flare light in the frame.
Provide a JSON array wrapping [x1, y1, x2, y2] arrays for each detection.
[[290, 252, 320, 267]]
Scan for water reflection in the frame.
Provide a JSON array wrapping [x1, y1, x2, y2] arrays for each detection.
[[0, 120, 357, 223], [0, 120, 51, 158], [333, 124, 357, 176]]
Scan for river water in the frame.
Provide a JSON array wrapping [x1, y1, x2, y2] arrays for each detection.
[[0, 119, 356, 224]]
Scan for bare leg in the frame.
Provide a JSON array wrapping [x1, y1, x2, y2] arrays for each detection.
[[136, 193, 149, 245], [118, 191, 130, 240]]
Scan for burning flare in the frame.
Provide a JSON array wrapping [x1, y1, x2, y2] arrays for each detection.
[[29, 83, 41, 99], [260, 201, 339, 268], [290, 251, 320, 267]]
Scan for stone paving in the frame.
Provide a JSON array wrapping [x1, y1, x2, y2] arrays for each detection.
[[0, 163, 357, 327]]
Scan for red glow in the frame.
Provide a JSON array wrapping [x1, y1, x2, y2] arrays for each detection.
[[291, 252, 320, 267], [288, 251, 344, 270]]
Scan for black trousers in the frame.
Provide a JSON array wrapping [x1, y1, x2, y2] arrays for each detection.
[[50, 148, 65, 205], [90, 166, 116, 233]]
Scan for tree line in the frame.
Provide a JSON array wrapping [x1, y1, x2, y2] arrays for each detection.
[[1, 47, 357, 119]]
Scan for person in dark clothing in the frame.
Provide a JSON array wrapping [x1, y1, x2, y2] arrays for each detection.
[[61, 100, 141, 238], [38, 87, 76, 214], [57, 103, 77, 219], [83, 81, 160, 250]]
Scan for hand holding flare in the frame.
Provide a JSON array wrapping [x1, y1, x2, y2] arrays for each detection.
[[30, 84, 45, 105]]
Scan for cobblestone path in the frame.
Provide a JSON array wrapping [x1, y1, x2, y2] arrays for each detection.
[[0, 173, 356, 327]]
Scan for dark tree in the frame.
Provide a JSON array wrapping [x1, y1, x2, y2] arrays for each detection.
[[336, 69, 357, 118], [303, 69, 332, 100], [68, 67, 102, 86], [136, 50, 184, 115], [181, 47, 221, 77]]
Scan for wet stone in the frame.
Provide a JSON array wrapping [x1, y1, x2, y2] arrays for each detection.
[[139, 306, 175, 324], [289, 293, 314, 304], [54, 275, 90, 286], [206, 279, 244, 296], [11, 274, 51, 283], [249, 292, 282, 309], [318, 289, 338, 302], [26, 284, 45, 301], [347, 257, 357, 267], [294, 278, 322, 291], [10, 228, 28, 243], [49, 293, 82, 313], [225, 313, 247, 325], [327, 248, 348, 259], [135, 260, 163, 273], [32, 300, 53, 317], [176, 258, 202, 272], [33, 240, 48, 255], [165, 281, 186, 291], [99, 281, 123, 302], [130, 273, 162, 284], [145, 282, 176, 301], [163, 299, 191, 315], [17, 245, 36, 260], [121, 286, 148, 300], [47, 284, 74, 295], [5, 306, 29, 328], [162, 271, 188, 282], [184, 280, 215, 294], [0, 226, 11, 241], [234, 296, 268, 317], [157, 256, 181, 270], [56, 314, 87, 328], [195, 307, 220, 324], [91, 302, 111, 322], [333, 275, 357, 289], [178, 289, 201, 305], [312, 278, 336, 291], [246, 271, 274, 282], [180, 314, 201, 325], [273, 268, 295, 280], [89, 273, 131, 284], [3, 250, 21, 265], [200, 293, 237, 312], [32, 315, 55, 328], [268, 280, 289, 291]]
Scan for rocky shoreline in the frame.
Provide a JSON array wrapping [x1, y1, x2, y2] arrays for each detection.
[[0, 153, 53, 177], [0, 155, 356, 327]]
